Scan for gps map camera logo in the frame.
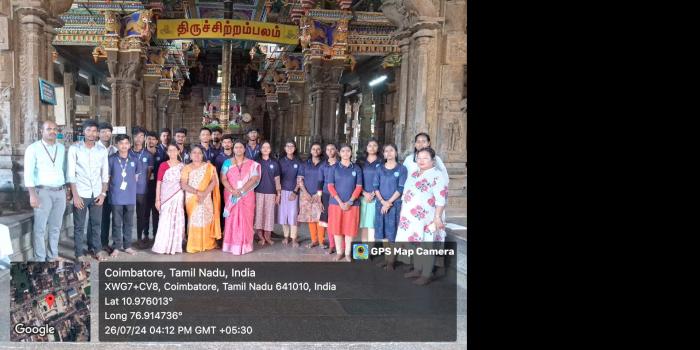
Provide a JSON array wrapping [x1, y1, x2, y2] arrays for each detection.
[[353, 244, 369, 260]]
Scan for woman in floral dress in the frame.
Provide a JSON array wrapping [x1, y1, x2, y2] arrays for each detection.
[[396, 148, 448, 285]]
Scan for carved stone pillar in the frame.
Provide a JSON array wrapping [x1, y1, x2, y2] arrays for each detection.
[[156, 91, 169, 130], [62, 65, 76, 129], [0, 2, 14, 195], [124, 82, 136, 133], [310, 90, 323, 142], [89, 83, 100, 119], [15, 6, 47, 145], [395, 37, 411, 155], [44, 17, 61, 122], [109, 78, 119, 126], [135, 85, 144, 128], [410, 29, 434, 141]]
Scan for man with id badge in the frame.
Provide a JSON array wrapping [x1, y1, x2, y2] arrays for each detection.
[[130, 127, 154, 248], [108, 134, 143, 257]]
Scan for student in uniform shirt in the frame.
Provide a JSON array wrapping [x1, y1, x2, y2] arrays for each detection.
[[319, 143, 339, 253], [145, 131, 159, 242], [198, 127, 218, 163], [210, 126, 223, 155], [152, 128, 171, 241], [298, 142, 325, 249], [67, 120, 110, 261], [98, 122, 116, 252], [130, 127, 154, 248], [108, 134, 144, 257], [373, 143, 408, 270], [244, 127, 261, 159], [24, 120, 70, 262], [277, 140, 303, 247], [358, 139, 382, 243], [174, 128, 191, 164], [253, 141, 281, 246], [327, 144, 363, 262]]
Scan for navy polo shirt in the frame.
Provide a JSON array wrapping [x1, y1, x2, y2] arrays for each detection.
[[255, 158, 281, 194], [154, 144, 168, 174], [244, 143, 261, 160], [214, 150, 233, 175], [328, 162, 363, 206], [360, 158, 382, 193], [319, 161, 338, 194], [373, 164, 408, 201], [108, 153, 143, 206], [179, 145, 191, 164], [278, 156, 302, 191], [199, 144, 219, 163], [129, 148, 154, 195], [300, 158, 323, 193]]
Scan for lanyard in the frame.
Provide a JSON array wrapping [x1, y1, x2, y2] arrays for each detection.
[[40, 141, 57, 166], [118, 156, 128, 178], [246, 144, 258, 159]]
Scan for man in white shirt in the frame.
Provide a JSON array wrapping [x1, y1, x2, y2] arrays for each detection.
[[24, 121, 70, 262], [67, 120, 110, 261]]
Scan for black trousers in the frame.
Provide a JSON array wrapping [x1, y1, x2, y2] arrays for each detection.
[[100, 192, 112, 249], [136, 194, 150, 240], [148, 180, 159, 239]]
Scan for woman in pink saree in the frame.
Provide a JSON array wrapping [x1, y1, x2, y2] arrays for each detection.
[[221, 140, 261, 255], [152, 144, 185, 255]]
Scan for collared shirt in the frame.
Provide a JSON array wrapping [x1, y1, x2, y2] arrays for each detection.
[[300, 158, 323, 194], [103, 142, 117, 156], [108, 153, 142, 205], [199, 143, 219, 163], [214, 150, 233, 175], [67, 141, 110, 198], [178, 144, 191, 164], [154, 143, 169, 177], [319, 160, 338, 194], [255, 158, 280, 194], [129, 147, 154, 195], [278, 156, 302, 191], [23, 140, 66, 188], [359, 157, 382, 193], [244, 143, 261, 160], [328, 161, 363, 206], [373, 163, 408, 201]]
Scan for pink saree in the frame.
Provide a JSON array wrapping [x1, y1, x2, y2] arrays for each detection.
[[222, 158, 260, 255]]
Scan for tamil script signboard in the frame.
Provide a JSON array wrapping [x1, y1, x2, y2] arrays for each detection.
[[38, 79, 56, 105], [156, 19, 299, 45]]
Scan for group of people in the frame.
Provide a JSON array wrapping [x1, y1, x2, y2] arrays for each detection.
[[25, 119, 450, 284]]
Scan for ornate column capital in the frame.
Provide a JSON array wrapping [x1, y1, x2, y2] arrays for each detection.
[[15, 6, 47, 25]]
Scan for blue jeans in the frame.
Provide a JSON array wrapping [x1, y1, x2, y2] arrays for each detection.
[[111, 204, 135, 250], [73, 196, 103, 258]]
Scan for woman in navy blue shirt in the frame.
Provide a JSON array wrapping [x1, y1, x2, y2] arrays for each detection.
[[373, 143, 408, 270], [254, 141, 281, 246], [319, 143, 339, 252], [359, 139, 382, 243], [277, 140, 303, 247], [327, 144, 363, 262], [298, 142, 325, 248]]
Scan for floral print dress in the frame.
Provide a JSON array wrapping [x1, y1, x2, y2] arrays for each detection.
[[395, 167, 449, 242]]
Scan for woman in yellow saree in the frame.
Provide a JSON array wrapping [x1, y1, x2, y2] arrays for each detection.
[[180, 145, 221, 253]]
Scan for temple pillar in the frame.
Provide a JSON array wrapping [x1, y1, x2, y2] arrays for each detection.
[[395, 37, 411, 155], [62, 64, 76, 130], [89, 82, 100, 119], [15, 5, 46, 145]]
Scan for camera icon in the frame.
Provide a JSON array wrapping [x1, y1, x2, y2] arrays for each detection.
[[352, 244, 369, 260]]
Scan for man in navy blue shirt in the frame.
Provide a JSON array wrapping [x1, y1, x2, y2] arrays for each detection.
[[130, 127, 154, 248], [174, 128, 191, 164], [108, 134, 143, 257], [198, 127, 219, 163], [145, 131, 159, 244], [244, 127, 261, 159]]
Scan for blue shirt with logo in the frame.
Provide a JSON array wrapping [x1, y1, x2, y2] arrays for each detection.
[[108, 153, 143, 205], [300, 158, 324, 194], [130, 148, 154, 195], [359, 157, 382, 193], [278, 156, 302, 192], [373, 164, 408, 202], [328, 162, 363, 206], [319, 160, 338, 194], [255, 158, 281, 194]]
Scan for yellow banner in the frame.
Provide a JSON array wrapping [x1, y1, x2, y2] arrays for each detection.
[[156, 19, 299, 45]]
